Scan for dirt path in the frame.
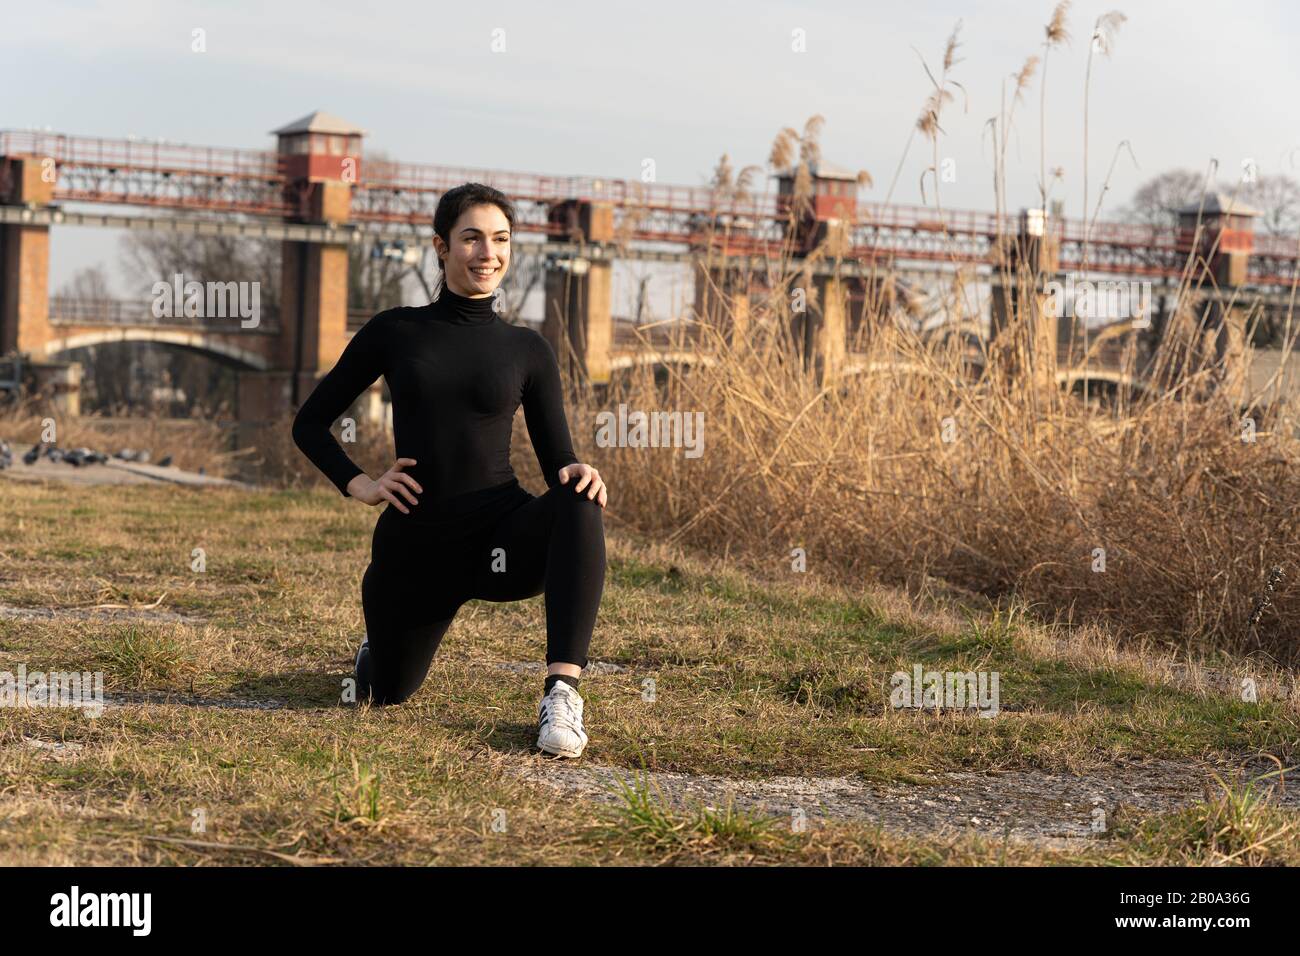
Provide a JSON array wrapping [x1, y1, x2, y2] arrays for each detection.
[[0, 604, 205, 624], [501, 755, 1293, 845], [14, 718, 1285, 847], [0, 455, 249, 488]]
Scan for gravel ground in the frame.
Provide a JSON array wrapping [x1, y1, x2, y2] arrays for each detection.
[[503, 755, 1296, 845]]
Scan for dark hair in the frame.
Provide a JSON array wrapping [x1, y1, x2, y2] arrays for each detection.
[[431, 182, 517, 300]]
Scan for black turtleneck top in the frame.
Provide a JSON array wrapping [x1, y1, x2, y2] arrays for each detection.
[[291, 287, 580, 529]]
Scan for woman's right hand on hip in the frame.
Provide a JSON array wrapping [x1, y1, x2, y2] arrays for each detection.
[[348, 458, 422, 513]]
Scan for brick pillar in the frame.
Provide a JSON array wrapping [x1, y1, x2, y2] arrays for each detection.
[[1209, 299, 1248, 404], [848, 274, 894, 351], [1206, 225, 1252, 406], [806, 271, 847, 382], [693, 260, 751, 344], [793, 220, 851, 382], [543, 200, 613, 386], [280, 181, 352, 382], [989, 210, 1060, 391], [0, 156, 56, 357], [30, 360, 80, 416]]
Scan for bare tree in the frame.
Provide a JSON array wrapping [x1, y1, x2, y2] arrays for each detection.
[[495, 246, 548, 324], [348, 239, 407, 316], [54, 266, 135, 411], [1123, 168, 1300, 238], [1238, 173, 1300, 237], [1121, 169, 1206, 228], [121, 231, 281, 311], [57, 264, 113, 302]]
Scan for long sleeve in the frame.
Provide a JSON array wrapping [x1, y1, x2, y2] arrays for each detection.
[[291, 314, 387, 497], [522, 331, 580, 489]]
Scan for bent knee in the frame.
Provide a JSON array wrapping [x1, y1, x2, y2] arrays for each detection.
[[552, 483, 604, 513]]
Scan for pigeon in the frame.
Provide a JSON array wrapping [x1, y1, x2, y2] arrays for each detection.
[[23, 443, 41, 465], [157, 455, 173, 468], [45, 447, 65, 463], [135, 449, 151, 464], [114, 448, 136, 461]]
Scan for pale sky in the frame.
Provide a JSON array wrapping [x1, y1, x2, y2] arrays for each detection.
[[5, 0, 1298, 314]]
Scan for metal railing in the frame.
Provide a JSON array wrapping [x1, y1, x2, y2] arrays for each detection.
[[48, 295, 279, 330], [0, 130, 283, 180]]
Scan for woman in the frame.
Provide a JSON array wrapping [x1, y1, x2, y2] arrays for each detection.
[[291, 182, 607, 759]]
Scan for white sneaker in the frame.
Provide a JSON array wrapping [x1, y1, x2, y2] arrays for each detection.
[[537, 681, 589, 758]]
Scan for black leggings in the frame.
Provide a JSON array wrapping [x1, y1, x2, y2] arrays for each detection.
[[356, 482, 606, 705]]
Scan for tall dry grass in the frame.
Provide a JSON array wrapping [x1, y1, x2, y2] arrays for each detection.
[[573, 277, 1300, 664]]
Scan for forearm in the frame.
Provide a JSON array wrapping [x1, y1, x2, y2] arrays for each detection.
[[543, 448, 580, 487], [524, 333, 580, 488], [345, 472, 373, 500]]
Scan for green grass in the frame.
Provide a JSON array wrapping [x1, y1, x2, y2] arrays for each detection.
[[587, 767, 790, 860], [1, 478, 1298, 865]]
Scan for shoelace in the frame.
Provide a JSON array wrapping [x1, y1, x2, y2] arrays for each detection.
[[543, 687, 583, 735]]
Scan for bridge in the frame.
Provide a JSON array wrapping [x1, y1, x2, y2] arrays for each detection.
[[2, 111, 1294, 419], [40, 293, 707, 378]]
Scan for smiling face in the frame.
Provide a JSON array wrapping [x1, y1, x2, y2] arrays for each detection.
[[434, 203, 512, 298]]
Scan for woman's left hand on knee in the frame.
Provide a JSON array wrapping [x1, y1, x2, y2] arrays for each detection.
[[558, 463, 607, 509]]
